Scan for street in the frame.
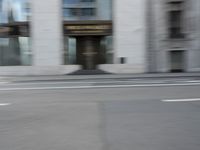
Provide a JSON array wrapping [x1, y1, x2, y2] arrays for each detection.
[[0, 76, 200, 150]]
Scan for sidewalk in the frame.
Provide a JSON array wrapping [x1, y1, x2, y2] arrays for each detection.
[[1, 72, 200, 83]]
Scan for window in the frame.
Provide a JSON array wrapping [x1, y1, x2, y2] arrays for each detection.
[[81, 8, 95, 16], [0, 0, 2, 22], [23, 2, 30, 13], [168, 10, 184, 38], [64, 8, 79, 17], [0, 0, 2, 11], [168, 1, 185, 39], [63, 0, 79, 4], [63, 0, 96, 19], [64, 8, 96, 17], [169, 1, 184, 9], [63, 0, 112, 20], [80, 0, 95, 2], [0, 0, 32, 66], [63, 0, 95, 4]]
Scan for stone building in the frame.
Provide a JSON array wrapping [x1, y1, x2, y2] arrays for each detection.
[[0, 0, 200, 75], [147, 0, 200, 72]]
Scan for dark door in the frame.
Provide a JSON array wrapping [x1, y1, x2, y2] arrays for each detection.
[[76, 36, 102, 70], [170, 51, 185, 72]]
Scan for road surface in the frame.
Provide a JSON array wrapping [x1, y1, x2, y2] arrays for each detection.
[[0, 77, 200, 150]]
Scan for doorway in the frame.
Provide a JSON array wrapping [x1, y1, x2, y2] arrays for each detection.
[[76, 36, 104, 70], [64, 35, 113, 70], [170, 50, 185, 72]]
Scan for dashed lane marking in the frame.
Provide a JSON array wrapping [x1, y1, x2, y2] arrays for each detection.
[[162, 98, 200, 102], [0, 103, 11, 106]]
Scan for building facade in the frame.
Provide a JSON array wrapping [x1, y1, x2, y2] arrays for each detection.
[[147, 0, 200, 72], [0, 0, 200, 75]]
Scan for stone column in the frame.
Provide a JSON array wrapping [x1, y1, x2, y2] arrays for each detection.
[[114, 0, 146, 73], [31, 0, 63, 66]]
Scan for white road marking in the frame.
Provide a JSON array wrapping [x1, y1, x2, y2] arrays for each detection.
[[162, 98, 200, 102], [0, 103, 11, 106], [185, 80, 200, 83], [0, 82, 199, 91], [0, 82, 10, 84], [6, 81, 96, 85]]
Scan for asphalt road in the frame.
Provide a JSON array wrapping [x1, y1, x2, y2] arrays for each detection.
[[0, 77, 200, 150]]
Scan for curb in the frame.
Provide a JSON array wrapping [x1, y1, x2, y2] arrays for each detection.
[[3, 73, 200, 83]]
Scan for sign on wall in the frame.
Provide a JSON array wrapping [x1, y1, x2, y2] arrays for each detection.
[[64, 21, 112, 36], [1, 21, 112, 37]]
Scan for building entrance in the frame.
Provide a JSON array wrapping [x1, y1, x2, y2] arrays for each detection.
[[63, 21, 112, 70], [76, 36, 103, 70], [170, 51, 185, 72], [65, 35, 113, 70]]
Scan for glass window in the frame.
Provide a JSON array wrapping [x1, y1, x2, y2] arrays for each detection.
[[63, 0, 113, 21], [0, 0, 30, 23], [168, 1, 185, 39], [19, 37, 31, 65], [63, 0, 79, 4], [63, 8, 96, 19], [0, 0, 32, 66], [64, 8, 79, 17], [168, 10, 184, 39], [80, 0, 95, 2], [100, 36, 113, 64], [0, 37, 31, 66], [0, 0, 2, 10], [64, 37, 76, 65], [81, 8, 95, 16]]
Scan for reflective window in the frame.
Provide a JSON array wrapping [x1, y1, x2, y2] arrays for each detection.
[[63, 0, 112, 21], [101, 36, 113, 64], [64, 37, 77, 65], [81, 8, 95, 16], [0, 0, 2, 10], [80, 0, 95, 2], [64, 8, 96, 18], [0, 0, 30, 23], [64, 8, 79, 17], [0, 0, 31, 66], [0, 37, 31, 66], [168, 1, 185, 39], [63, 0, 101, 20], [63, 0, 79, 4]]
